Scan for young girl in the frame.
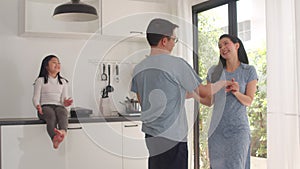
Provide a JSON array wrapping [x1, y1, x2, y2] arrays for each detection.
[[32, 55, 73, 149]]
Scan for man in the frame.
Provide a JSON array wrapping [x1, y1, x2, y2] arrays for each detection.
[[131, 18, 225, 169]]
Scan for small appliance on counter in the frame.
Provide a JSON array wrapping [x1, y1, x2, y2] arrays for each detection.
[[99, 87, 118, 117], [70, 107, 93, 118]]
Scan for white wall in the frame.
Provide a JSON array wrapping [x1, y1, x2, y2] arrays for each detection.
[[190, 0, 208, 6], [0, 0, 149, 118], [0, 0, 79, 118]]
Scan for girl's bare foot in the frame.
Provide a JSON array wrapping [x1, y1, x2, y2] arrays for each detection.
[[54, 128, 65, 141], [52, 135, 60, 149], [52, 128, 66, 149]]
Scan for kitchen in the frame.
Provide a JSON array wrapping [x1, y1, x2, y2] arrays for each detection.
[[0, 0, 197, 169], [1, 0, 300, 169]]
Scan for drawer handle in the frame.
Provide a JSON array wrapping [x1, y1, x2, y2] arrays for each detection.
[[130, 31, 143, 34], [67, 127, 82, 130], [124, 124, 138, 128]]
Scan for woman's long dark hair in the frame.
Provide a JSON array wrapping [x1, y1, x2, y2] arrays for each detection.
[[36, 55, 67, 85], [210, 34, 249, 83]]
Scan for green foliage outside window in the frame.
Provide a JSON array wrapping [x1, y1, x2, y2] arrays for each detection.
[[197, 13, 267, 169]]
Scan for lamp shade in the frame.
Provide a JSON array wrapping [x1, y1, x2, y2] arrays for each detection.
[[53, 0, 98, 22]]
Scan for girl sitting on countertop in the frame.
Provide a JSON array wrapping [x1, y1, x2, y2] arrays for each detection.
[[32, 55, 73, 149]]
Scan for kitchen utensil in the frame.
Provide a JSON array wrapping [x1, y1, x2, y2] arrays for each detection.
[[114, 64, 119, 83], [126, 96, 131, 102], [131, 100, 141, 112], [105, 64, 114, 92], [101, 64, 107, 81], [120, 97, 141, 113], [100, 97, 113, 116], [101, 88, 108, 98]]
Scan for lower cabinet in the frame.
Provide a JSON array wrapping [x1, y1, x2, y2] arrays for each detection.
[[1, 121, 148, 169], [122, 121, 148, 169], [1, 124, 66, 169], [66, 122, 123, 169]]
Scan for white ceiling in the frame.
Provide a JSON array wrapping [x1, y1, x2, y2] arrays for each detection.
[[28, 0, 97, 4]]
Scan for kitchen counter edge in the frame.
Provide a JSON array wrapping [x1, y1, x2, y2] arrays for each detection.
[[0, 116, 141, 126]]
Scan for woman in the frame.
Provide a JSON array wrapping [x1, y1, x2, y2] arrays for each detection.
[[32, 55, 73, 149], [201, 34, 258, 169]]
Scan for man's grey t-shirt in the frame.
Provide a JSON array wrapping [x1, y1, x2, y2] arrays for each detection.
[[131, 54, 202, 142]]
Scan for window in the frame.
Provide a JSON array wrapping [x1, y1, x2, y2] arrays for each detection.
[[192, 0, 267, 169], [222, 20, 252, 42], [238, 20, 251, 41]]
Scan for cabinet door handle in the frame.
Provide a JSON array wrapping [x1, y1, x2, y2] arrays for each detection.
[[130, 31, 143, 34], [67, 127, 82, 130], [124, 124, 138, 128]]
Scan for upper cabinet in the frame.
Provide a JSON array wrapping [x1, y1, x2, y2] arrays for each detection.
[[101, 0, 174, 39], [19, 0, 175, 39], [19, 0, 101, 38]]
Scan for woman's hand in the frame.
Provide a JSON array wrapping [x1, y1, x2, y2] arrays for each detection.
[[225, 78, 239, 93], [36, 105, 43, 115], [64, 98, 73, 107], [230, 78, 239, 93]]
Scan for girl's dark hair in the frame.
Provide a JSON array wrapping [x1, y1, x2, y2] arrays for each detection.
[[36, 55, 67, 85], [210, 34, 249, 83]]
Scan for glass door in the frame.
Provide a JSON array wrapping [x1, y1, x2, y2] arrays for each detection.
[[196, 5, 229, 169], [193, 0, 267, 169]]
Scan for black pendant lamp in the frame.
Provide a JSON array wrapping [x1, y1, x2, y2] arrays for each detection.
[[53, 0, 98, 22]]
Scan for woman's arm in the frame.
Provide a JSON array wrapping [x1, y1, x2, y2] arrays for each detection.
[[231, 79, 257, 106]]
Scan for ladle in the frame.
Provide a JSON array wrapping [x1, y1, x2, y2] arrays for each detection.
[[106, 64, 114, 92], [101, 64, 107, 81]]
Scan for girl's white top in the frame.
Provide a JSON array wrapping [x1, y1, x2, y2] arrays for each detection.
[[32, 76, 68, 107]]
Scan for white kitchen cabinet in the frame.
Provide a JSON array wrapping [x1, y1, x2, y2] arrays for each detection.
[[19, 0, 100, 38], [122, 121, 148, 169], [66, 122, 123, 169], [1, 124, 66, 169], [19, 0, 175, 39], [1, 121, 147, 169], [1, 122, 123, 169], [101, 0, 174, 38]]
